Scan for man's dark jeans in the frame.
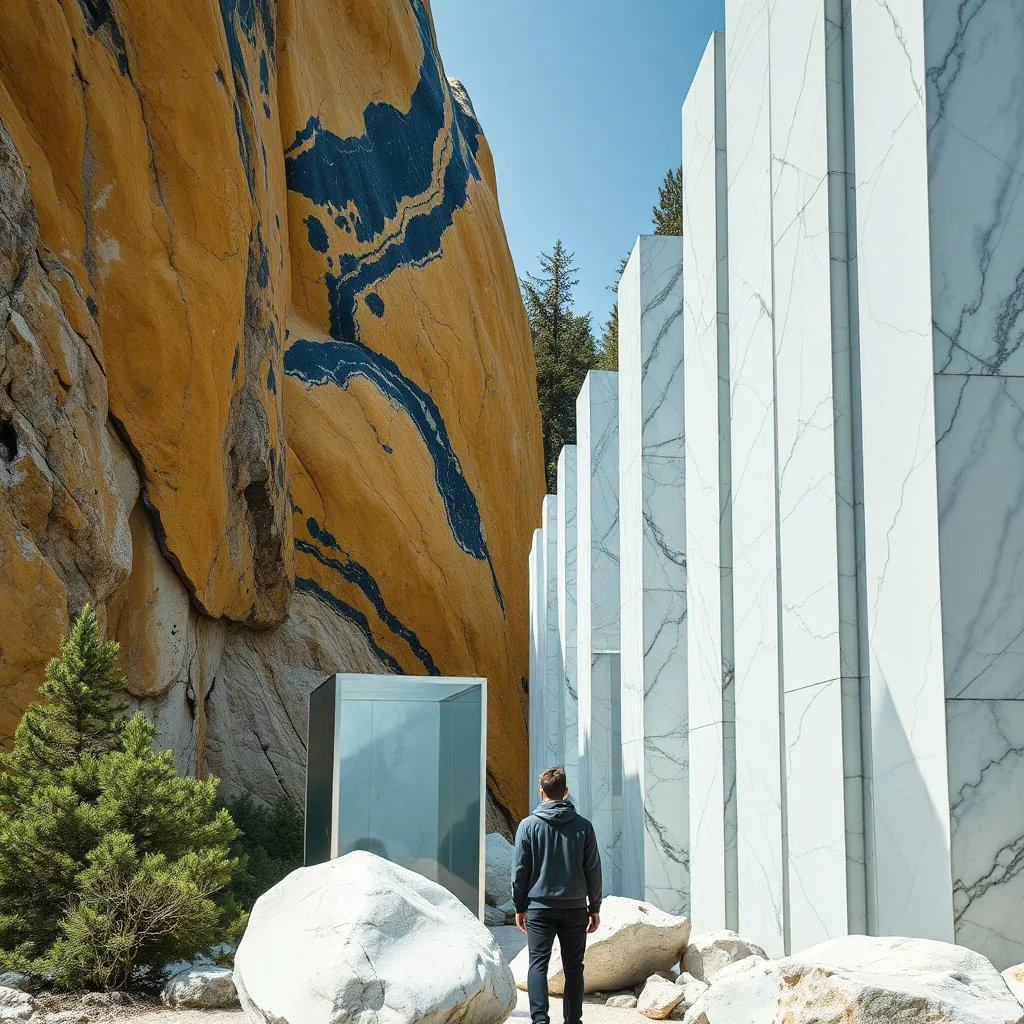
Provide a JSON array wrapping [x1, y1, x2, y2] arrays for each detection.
[[526, 906, 589, 1024]]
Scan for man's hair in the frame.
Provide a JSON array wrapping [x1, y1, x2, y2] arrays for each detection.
[[539, 766, 568, 799]]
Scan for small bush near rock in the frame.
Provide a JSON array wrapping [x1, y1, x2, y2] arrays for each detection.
[[220, 795, 303, 914], [0, 606, 242, 991]]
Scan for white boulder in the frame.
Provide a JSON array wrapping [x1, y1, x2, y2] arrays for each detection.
[[637, 977, 685, 1019], [485, 833, 515, 907], [684, 935, 1024, 1024], [510, 896, 691, 994], [0, 986, 33, 1021], [161, 964, 238, 1008], [234, 851, 516, 1024], [681, 930, 767, 983], [1004, 964, 1024, 1007]]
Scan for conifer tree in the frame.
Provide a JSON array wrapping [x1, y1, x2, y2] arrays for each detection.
[[522, 241, 599, 489], [0, 606, 239, 990], [652, 165, 683, 236]]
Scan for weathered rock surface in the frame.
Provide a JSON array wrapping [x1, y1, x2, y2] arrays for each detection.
[[1004, 964, 1024, 1007], [0, 986, 33, 1021], [511, 896, 691, 995], [0, 0, 542, 822], [605, 993, 638, 1009], [161, 964, 238, 1009], [235, 851, 515, 1024], [684, 935, 1024, 1024], [637, 977, 685, 1019], [486, 832, 515, 907], [681, 929, 767, 984]]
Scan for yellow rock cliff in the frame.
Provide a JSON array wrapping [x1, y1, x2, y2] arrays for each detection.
[[0, 0, 542, 825]]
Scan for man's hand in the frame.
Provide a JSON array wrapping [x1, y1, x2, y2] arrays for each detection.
[[515, 911, 527, 934], [587, 913, 600, 934]]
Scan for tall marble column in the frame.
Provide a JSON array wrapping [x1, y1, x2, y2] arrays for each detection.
[[683, 31, 738, 936], [618, 235, 689, 914], [924, 0, 1024, 969], [542, 494, 563, 774], [577, 370, 623, 893], [724, 0, 787, 958], [528, 527, 545, 803], [846, 0, 954, 944], [557, 447, 580, 793], [768, 0, 865, 949]]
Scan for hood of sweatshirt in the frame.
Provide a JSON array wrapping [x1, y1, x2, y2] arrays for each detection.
[[533, 798, 578, 825]]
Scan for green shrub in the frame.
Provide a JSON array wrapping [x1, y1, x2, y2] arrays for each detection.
[[221, 793, 303, 912], [0, 605, 240, 990]]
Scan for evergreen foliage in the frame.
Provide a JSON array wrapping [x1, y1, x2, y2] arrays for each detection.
[[221, 794, 303, 912], [652, 165, 683, 236], [597, 166, 684, 371], [0, 605, 240, 991], [522, 241, 599, 490]]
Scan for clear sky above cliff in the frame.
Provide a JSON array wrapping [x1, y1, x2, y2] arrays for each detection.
[[432, 0, 725, 332]]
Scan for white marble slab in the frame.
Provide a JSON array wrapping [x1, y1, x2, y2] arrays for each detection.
[[619, 235, 689, 914], [528, 528, 544, 800], [848, 0, 954, 942], [783, 679, 849, 950], [558, 447, 580, 789], [577, 371, 622, 885], [725, 0, 786, 958], [768, 0, 862, 950], [926, 0, 1024, 377], [684, 31, 738, 934], [947, 698, 1024, 970], [935, 375, 1024, 700], [543, 495, 563, 772]]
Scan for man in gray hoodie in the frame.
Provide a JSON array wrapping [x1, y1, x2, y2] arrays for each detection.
[[511, 767, 602, 1024]]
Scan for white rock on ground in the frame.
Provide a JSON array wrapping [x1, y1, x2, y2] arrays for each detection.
[[668, 974, 708, 1019], [161, 965, 238, 1008], [637, 977, 684, 1019], [234, 851, 516, 1024], [605, 993, 637, 1008], [510, 896, 691, 995], [1004, 964, 1024, 1008], [680, 930, 767, 984], [485, 833, 515, 907], [0, 986, 33, 1021], [0, 978, 29, 995], [684, 935, 1024, 1024]]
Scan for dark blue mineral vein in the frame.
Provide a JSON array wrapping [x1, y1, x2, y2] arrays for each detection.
[[295, 578, 403, 674], [281, 0, 503, 612], [297, 527, 439, 675]]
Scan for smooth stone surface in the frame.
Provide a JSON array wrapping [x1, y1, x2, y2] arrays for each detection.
[[510, 897, 691, 995], [685, 935, 1023, 1024], [1002, 964, 1024, 1008], [681, 930, 767, 985], [485, 832, 515, 908], [161, 965, 237, 1008], [637, 978, 685, 1019], [235, 852, 515, 1024]]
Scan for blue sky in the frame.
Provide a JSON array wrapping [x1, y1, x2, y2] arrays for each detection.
[[431, 0, 725, 331]]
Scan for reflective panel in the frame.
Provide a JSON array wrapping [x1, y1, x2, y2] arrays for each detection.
[[304, 674, 486, 916]]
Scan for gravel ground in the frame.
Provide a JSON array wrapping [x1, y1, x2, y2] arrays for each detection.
[[67, 927, 642, 1024]]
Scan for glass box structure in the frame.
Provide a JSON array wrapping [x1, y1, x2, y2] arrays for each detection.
[[304, 674, 487, 916]]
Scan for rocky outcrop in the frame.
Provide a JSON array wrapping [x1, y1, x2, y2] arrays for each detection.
[[234, 851, 516, 1024], [161, 965, 238, 1009], [0, 0, 542, 821], [680, 930, 767, 984], [485, 832, 515, 907], [511, 897, 691, 995], [683, 936, 1024, 1024]]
